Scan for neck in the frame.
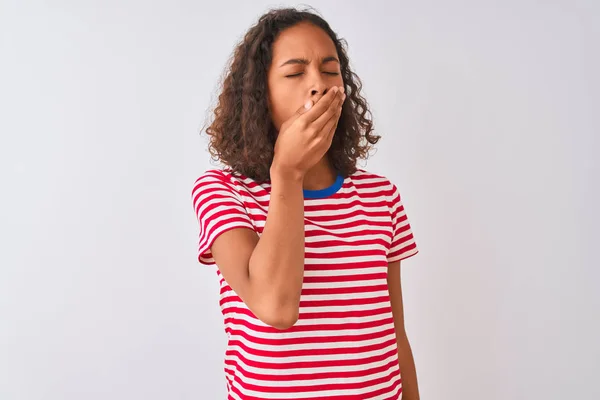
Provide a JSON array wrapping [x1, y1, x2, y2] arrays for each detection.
[[303, 157, 337, 191]]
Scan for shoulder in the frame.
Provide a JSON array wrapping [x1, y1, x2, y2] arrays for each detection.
[[191, 170, 238, 209], [193, 167, 233, 185], [350, 169, 405, 213], [191, 167, 247, 194], [351, 168, 397, 195]]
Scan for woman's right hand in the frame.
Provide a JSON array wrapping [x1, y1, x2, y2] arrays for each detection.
[[271, 86, 346, 179]]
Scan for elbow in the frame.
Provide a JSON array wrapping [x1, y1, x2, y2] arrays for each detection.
[[258, 302, 300, 330], [267, 310, 299, 330]]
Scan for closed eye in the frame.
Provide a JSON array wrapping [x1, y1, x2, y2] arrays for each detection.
[[285, 72, 340, 78]]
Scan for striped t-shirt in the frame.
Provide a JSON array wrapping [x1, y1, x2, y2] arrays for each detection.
[[191, 167, 418, 400]]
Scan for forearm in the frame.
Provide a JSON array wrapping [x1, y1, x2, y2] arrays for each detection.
[[397, 331, 420, 400], [248, 165, 305, 325]]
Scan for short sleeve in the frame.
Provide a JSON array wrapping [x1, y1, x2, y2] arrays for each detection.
[[387, 183, 418, 263], [191, 170, 255, 266]]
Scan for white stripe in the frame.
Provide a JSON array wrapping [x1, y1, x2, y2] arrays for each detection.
[[373, 380, 402, 400], [300, 301, 390, 313], [228, 330, 397, 352], [223, 318, 395, 341], [303, 265, 388, 277], [303, 255, 388, 265], [229, 362, 399, 388], [224, 352, 400, 376], [301, 279, 387, 290], [225, 341, 398, 365], [220, 288, 390, 304], [303, 243, 389, 254], [228, 366, 400, 399], [389, 237, 416, 253]]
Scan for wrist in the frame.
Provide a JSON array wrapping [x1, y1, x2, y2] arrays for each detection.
[[270, 162, 304, 184]]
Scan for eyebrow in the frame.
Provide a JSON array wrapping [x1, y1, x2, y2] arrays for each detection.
[[279, 56, 340, 67]]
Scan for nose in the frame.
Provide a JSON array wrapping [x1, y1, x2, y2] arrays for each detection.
[[311, 88, 329, 97], [309, 71, 328, 101]]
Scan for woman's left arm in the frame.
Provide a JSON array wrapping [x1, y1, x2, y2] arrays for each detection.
[[388, 260, 420, 400]]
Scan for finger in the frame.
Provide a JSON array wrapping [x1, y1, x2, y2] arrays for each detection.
[[301, 87, 340, 123], [284, 99, 315, 128], [321, 103, 343, 143], [323, 94, 346, 143], [311, 90, 345, 133], [311, 97, 342, 148], [326, 104, 343, 143]]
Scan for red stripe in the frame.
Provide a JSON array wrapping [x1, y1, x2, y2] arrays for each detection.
[[224, 347, 398, 371], [302, 272, 387, 283], [224, 325, 396, 347], [219, 294, 394, 318], [225, 357, 399, 382], [299, 305, 392, 320], [305, 237, 389, 249], [303, 259, 389, 271], [389, 242, 418, 259], [300, 295, 390, 308], [223, 311, 395, 334], [304, 248, 387, 259], [301, 284, 390, 296], [227, 366, 400, 394]]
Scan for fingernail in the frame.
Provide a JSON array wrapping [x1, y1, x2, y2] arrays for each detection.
[[304, 100, 312, 109], [339, 86, 345, 93]]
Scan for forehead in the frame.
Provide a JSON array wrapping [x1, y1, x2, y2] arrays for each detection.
[[271, 22, 337, 62]]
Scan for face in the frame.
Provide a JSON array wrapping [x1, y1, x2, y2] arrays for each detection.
[[267, 22, 344, 131]]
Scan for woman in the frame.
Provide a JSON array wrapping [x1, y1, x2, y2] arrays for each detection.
[[192, 7, 420, 400]]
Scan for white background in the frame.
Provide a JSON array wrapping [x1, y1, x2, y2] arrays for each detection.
[[1, 0, 598, 399]]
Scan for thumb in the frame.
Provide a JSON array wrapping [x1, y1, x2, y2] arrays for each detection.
[[295, 99, 313, 118], [282, 100, 314, 131], [302, 99, 313, 112]]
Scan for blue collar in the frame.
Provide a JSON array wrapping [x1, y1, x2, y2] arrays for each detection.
[[303, 174, 344, 199]]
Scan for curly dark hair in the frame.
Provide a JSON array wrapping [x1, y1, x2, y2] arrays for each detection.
[[204, 7, 381, 182]]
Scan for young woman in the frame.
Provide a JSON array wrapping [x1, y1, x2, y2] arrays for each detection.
[[192, 7, 420, 400]]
